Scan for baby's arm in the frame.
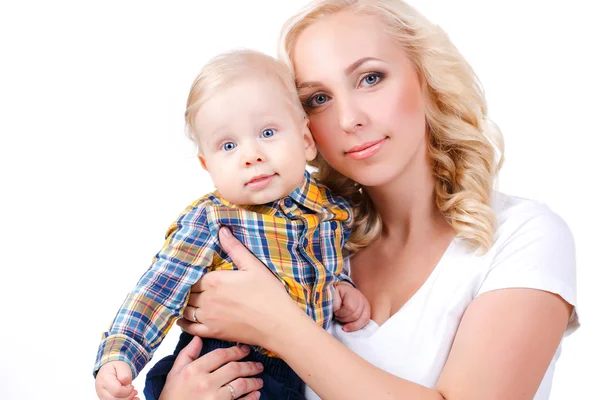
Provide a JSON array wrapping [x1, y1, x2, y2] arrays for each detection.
[[93, 205, 217, 394]]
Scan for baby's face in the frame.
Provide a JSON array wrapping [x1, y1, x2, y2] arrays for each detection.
[[195, 77, 316, 205]]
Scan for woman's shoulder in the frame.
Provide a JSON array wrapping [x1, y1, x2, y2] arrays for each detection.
[[490, 191, 573, 246]]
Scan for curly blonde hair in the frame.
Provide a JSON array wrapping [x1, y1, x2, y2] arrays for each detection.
[[279, 0, 504, 253]]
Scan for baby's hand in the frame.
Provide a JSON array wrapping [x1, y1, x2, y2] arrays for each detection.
[[333, 282, 371, 332], [95, 361, 139, 400]]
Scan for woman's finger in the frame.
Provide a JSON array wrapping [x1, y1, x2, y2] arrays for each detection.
[[177, 318, 215, 337], [212, 360, 264, 387], [180, 303, 206, 326], [168, 336, 203, 377], [239, 392, 261, 400], [218, 377, 264, 400], [187, 292, 201, 307], [189, 344, 252, 374], [218, 227, 265, 271], [182, 304, 198, 322]]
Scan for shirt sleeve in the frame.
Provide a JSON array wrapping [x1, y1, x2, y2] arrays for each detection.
[[93, 205, 217, 378], [476, 203, 579, 335]]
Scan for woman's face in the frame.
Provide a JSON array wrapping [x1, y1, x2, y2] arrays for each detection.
[[293, 11, 427, 188]]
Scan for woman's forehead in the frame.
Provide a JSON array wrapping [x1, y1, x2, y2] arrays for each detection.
[[292, 11, 403, 82]]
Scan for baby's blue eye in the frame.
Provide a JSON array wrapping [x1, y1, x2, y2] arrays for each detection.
[[261, 128, 276, 138], [222, 142, 236, 151]]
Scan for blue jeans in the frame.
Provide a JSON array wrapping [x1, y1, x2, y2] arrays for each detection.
[[144, 332, 305, 400]]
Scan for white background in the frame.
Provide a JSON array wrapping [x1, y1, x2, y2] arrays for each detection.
[[0, 1, 598, 399]]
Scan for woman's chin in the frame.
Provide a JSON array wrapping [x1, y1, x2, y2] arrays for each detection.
[[344, 166, 402, 189]]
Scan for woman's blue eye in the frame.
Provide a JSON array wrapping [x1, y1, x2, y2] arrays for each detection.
[[222, 142, 236, 151], [261, 128, 276, 138], [309, 93, 330, 107], [360, 73, 382, 87]]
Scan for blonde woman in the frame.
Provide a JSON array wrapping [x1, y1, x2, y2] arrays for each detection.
[[154, 1, 578, 399]]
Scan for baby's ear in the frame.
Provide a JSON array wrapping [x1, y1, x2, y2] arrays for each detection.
[[198, 155, 208, 170], [302, 119, 317, 161]]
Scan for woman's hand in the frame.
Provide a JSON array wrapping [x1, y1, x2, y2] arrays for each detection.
[[177, 227, 304, 350], [160, 336, 264, 400]]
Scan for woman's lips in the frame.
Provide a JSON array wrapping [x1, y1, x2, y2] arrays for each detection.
[[345, 138, 387, 160]]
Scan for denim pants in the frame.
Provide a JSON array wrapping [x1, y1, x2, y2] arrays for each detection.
[[144, 332, 305, 400]]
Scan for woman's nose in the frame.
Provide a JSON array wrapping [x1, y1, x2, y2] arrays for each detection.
[[338, 97, 366, 133]]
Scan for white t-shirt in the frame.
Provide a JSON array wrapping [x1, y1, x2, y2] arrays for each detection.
[[306, 192, 579, 400]]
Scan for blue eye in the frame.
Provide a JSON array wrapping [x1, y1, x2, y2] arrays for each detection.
[[309, 93, 330, 108], [261, 128, 276, 138], [359, 73, 382, 88], [222, 142, 236, 151]]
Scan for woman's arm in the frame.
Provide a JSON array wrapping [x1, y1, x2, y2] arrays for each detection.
[[181, 228, 572, 399], [436, 288, 572, 399]]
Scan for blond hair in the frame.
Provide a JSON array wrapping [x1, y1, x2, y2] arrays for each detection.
[[279, 0, 504, 253], [185, 49, 306, 153]]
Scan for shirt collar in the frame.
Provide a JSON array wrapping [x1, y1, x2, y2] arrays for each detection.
[[288, 170, 324, 213]]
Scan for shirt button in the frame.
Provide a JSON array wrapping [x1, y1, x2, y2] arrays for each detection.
[[331, 221, 337, 230], [284, 198, 293, 207]]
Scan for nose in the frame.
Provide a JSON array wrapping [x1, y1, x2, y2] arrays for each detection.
[[338, 95, 367, 133], [242, 143, 265, 166]]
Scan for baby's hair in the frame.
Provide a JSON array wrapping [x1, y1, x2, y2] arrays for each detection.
[[185, 49, 306, 153]]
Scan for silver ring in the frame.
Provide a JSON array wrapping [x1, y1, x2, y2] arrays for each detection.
[[191, 307, 198, 323], [226, 383, 236, 399]]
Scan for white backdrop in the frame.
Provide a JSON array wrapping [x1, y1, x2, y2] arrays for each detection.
[[0, 1, 598, 399]]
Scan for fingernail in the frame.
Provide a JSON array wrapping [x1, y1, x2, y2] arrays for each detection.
[[241, 345, 250, 352], [256, 362, 264, 370], [220, 226, 232, 237], [258, 378, 263, 384], [256, 393, 261, 399]]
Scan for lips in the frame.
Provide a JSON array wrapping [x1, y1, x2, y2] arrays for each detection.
[[345, 138, 387, 160], [245, 173, 276, 190], [246, 174, 274, 184], [346, 138, 387, 154]]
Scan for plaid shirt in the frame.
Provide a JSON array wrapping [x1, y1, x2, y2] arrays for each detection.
[[94, 171, 353, 377]]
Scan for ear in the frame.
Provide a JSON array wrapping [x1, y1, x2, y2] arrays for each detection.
[[198, 155, 208, 170], [301, 118, 318, 162]]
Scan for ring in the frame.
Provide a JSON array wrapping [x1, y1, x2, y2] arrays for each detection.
[[191, 307, 198, 323], [226, 383, 236, 399]]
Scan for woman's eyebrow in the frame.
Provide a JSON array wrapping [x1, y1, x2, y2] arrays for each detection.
[[297, 81, 321, 91], [297, 57, 384, 89], [344, 57, 382, 75]]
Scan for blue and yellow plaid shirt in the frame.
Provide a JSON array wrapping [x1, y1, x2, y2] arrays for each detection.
[[94, 171, 353, 377]]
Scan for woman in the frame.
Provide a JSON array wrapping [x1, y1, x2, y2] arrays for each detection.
[[152, 1, 578, 399]]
